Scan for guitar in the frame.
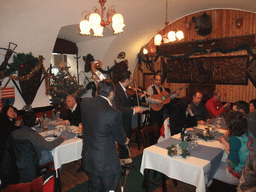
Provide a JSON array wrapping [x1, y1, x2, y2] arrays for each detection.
[[150, 87, 183, 111]]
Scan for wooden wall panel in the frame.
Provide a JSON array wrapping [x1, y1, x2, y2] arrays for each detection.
[[134, 9, 256, 103]]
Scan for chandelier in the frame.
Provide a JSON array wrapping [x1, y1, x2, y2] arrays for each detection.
[[154, 0, 184, 46], [79, 0, 125, 37]]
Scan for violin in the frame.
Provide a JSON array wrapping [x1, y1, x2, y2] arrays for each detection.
[[126, 86, 148, 97]]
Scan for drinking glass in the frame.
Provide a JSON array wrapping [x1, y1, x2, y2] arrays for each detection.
[[191, 134, 198, 148]]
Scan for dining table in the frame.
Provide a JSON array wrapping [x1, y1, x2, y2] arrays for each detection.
[[140, 124, 227, 192], [36, 121, 83, 191], [37, 122, 83, 174]]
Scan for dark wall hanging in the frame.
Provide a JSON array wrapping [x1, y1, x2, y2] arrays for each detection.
[[248, 58, 256, 87], [166, 55, 249, 85]]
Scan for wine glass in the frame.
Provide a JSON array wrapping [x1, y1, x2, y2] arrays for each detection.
[[191, 134, 198, 148]]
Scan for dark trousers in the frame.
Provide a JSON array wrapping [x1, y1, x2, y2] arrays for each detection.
[[118, 144, 129, 159], [87, 170, 121, 192], [150, 108, 164, 137]]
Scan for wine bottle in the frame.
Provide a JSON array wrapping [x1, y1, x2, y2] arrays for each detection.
[[181, 128, 185, 142]]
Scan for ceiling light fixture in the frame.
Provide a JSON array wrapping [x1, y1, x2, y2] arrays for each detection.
[[154, 0, 184, 46], [79, 0, 125, 36]]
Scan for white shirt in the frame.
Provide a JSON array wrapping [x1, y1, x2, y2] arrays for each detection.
[[70, 103, 77, 113], [99, 95, 113, 107]]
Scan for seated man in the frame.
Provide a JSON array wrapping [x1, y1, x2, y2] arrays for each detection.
[[190, 91, 211, 125], [11, 111, 68, 166], [205, 90, 230, 117], [58, 95, 82, 127]]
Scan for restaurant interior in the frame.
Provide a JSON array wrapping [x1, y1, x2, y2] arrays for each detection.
[[0, 0, 256, 191]]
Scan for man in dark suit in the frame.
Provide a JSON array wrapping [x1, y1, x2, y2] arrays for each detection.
[[114, 70, 143, 163], [81, 79, 128, 192]]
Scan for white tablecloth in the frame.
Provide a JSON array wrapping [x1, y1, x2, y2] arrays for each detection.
[[40, 130, 83, 176], [140, 125, 227, 192]]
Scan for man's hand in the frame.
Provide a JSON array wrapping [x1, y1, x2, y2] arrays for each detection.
[[157, 99, 163, 104], [206, 119, 212, 123], [125, 137, 130, 145], [176, 89, 181, 95], [63, 120, 71, 125], [187, 107, 194, 116], [134, 106, 143, 114], [223, 102, 231, 108], [78, 123, 83, 129], [139, 91, 147, 98], [57, 118, 62, 122], [197, 120, 206, 125]]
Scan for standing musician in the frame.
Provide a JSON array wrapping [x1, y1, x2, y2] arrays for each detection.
[[146, 73, 180, 136], [114, 70, 144, 164]]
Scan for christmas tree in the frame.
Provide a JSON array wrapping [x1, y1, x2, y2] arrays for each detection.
[[49, 64, 86, 104]]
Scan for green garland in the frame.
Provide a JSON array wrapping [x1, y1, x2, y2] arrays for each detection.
[[4, 53, 39, 77], [167, 141, 190, 159], [138, 43, 256, 73]]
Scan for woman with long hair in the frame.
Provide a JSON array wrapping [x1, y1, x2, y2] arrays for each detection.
[[0, 105, 19, 163], [213, 111, 255, 185]]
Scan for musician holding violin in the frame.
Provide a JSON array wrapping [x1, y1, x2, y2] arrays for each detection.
[[114, 70, 146, 164], [146, 73, 181, 137]]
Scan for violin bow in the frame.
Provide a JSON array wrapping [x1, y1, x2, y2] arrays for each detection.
[[134, 80, 140, 107]]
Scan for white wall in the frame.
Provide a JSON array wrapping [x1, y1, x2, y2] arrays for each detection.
[[0, 0, 255, 109]]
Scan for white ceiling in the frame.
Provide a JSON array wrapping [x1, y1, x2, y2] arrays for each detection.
[[56, 0, 256, 45]]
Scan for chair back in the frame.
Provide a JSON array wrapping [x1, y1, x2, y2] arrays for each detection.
[[0, 136, 39, 188], [8, 136, 40, 183], [141, 123, 158, 147]]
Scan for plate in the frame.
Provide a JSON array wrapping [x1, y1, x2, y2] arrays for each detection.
[[56, 125, 65, 129], [53, 121, 65, 126], [45, 137, 55, 141]]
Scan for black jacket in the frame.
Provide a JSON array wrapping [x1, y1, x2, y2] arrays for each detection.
[[81, 96, 126, 176]]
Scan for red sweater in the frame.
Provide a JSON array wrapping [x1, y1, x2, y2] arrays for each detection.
[[205, 98, 226, 117]]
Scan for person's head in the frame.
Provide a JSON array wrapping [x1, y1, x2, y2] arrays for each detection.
[[249, 99, 256, 113], [118, 70, 132, 88], [177, 98, 191, 111], [192, 91, 203, 106], [12, 106, 18, 119], [224, 111, 247, 137], [1, 105, 16, 119], [232, 100, 249, 114], [22, 111, 36, 127], [153, 73, 161, 87], [213, 91, 222, 102], [66, 95, 77, 109], [97, 79, 115, 100]]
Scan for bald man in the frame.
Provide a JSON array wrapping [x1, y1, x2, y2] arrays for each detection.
[[58, 95, 82, 127]]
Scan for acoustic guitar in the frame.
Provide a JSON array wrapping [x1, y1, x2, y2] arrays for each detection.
[[150, 87, 183, 111]]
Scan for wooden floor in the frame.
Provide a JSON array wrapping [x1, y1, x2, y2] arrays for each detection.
[[59, 141, 145, 191], [59, 140, 236, 192]]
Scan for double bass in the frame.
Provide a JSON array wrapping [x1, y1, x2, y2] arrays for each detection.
[[91, 60, 106, 81]]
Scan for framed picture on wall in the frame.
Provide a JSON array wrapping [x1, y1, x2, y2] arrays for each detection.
[[143, 73, 155, 90]]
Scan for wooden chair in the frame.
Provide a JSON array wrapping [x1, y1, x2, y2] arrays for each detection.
[[130, 110, 152, 149], [141, 123, 159, 147]]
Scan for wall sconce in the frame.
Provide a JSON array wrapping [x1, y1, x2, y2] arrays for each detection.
[[143, 48, 148, 55], [154, 30, 184, 46]]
